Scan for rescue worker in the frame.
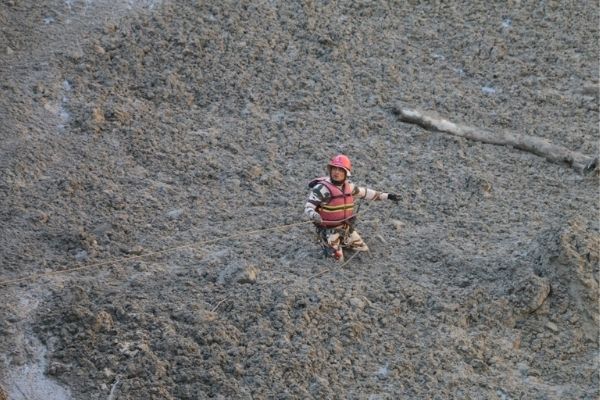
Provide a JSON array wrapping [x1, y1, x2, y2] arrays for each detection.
[[304, 154, 399, 262]]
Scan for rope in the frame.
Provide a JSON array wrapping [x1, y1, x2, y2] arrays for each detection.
[[0, 220, 313, 287], [0, 205, 383, 287]]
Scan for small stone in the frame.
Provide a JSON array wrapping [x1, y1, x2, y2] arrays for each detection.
[[48, 362, 68, 376], [376, 365, 389, 379], [92, 107, 105, 124], [94, 311, 114, 332], [247, 165, 262, 179], [27, 210, 49, 223], [349, 297, 365, 310], [167, 208, 184, 219], [569, 314, 579, 323], [510, 273, 550, 315], [103, 368, 116, 379], [67, 49, 84, 61], [237, 266, 258, 284], [199, 310, 217, 321], [391, 219, 404, 231], [94, 44, 106, 55], [6, 46, 14, 55], [125, 245, 144, 255], [115, 212, 129, 221], [545, 321, 558, 332], [233, 363, 244, 376]]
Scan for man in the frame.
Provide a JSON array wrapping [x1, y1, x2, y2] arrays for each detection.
[[304, 154, 399, 262]]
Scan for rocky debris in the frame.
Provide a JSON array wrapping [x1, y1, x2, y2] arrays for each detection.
[[0, 0, 598, 399], [509, 272, 551, 316]]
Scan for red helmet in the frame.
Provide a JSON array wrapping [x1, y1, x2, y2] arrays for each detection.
[[327, 154, 352, 176]]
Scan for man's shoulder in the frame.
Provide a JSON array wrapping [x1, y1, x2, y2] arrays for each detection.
[[308, 177, 333, 201], [308, 176, 331, 189]]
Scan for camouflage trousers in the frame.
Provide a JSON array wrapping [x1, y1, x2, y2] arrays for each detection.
[[316, 224, 369, 262]]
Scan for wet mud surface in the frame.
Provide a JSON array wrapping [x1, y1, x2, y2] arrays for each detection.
[[0, 1, 598, 399]]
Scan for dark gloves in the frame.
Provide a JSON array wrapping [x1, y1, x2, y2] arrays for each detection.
[[388, 193, 400, 202]]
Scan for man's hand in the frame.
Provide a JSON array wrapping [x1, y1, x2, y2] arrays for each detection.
[[388, 193, 400, 202], [310, 211, 323, 224]]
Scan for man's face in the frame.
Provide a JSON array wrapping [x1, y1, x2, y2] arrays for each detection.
[[330, 166, 347, 182]]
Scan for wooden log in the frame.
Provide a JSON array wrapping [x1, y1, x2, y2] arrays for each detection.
[[395, 107, 598, 173]]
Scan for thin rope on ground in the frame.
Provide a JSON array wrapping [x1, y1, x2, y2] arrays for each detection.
[[0, 220, 312, 287], [0, 207, 380, 287]]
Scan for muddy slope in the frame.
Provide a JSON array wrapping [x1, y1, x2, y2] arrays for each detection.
[[0, 1, 598, 399]]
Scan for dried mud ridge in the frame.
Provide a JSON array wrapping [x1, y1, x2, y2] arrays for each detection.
[[0, 1, 598, 399]]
